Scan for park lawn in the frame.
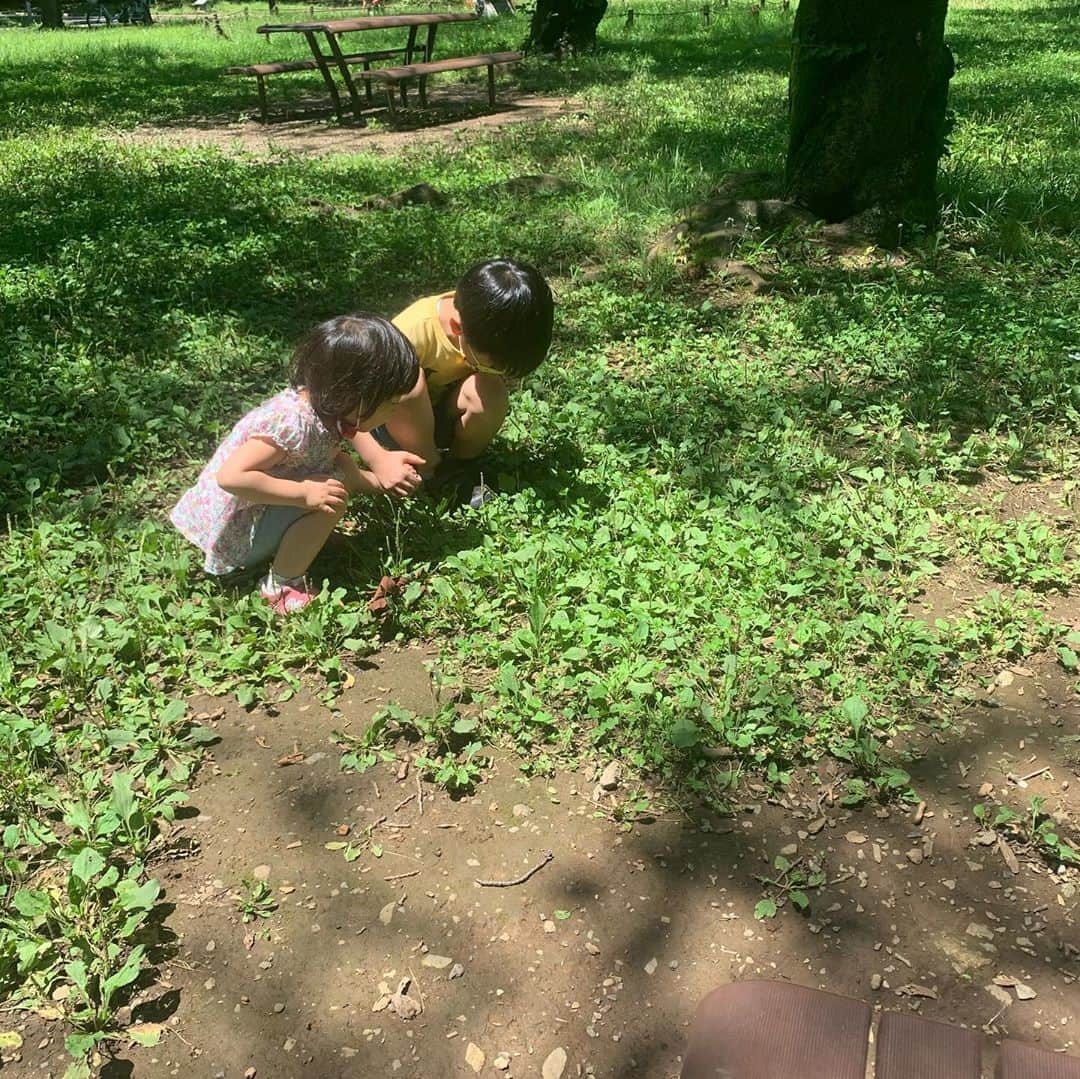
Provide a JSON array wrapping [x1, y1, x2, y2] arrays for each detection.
[[1, 0, 1079, 1070]]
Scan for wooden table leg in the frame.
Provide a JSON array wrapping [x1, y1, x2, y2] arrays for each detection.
[[323, 30, 365, 123], [404, 24, 419, 63], [303, 29, 344, 120], [424, 22, 437, 62], [487, 63, 495, 108], [362, 58, 373, 103], [256, 73, 269, 122]]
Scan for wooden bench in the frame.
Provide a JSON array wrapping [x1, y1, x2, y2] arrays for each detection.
[[226, 47, 421, 122], [355, 50, 523, 112], [681, 981, 1080, 1079]]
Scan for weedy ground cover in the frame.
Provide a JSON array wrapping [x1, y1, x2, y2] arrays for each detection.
[[1, 0, 1079, 1070]]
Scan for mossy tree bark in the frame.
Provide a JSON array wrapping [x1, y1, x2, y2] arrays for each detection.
[[39, 0, 63, 28], [784, 0, 954, 239], [528, 0, 607, 54]]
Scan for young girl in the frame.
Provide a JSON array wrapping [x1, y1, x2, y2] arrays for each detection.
[[170, 314, 420, 614]]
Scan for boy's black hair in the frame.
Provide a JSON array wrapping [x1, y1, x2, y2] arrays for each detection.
[[290, 313, 419, 426], [454, 258, 554, 377]]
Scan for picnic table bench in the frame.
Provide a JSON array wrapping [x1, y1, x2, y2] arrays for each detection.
[[682, 981, 1080, 1079], [227, 11, 521, 123]]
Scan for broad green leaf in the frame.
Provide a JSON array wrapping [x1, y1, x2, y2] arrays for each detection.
[[452, 716, 479, 735], [12, 889, 50, 918], [754, 898, 777, 920], [110, 772, 136, 824], [70, 847, 106, 883], [669, 718, 701, 749]]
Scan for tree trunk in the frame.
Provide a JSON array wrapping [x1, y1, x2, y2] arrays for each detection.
[[39, 0, 63, 28], [528, 0, 607, 55], [785, 0, 954, 239]]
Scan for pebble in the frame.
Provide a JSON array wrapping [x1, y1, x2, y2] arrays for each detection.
[[585, 942, 601, 955], [845, 831, 867, 845], [807, 818, 827, 835], [205, 941, 216, 953], [493, 1054, 510, 1070], [780, 843, 798, 857], [273, 1003, 285, 1014], [870, 974, 882, 991], [449, 963, 465, 980], [252, 865, 271, 882], [422, 955, 453, 969], [512, 804, 531, 817], [543, 1047, 568, 1079], [644, 957, 658, 975], [599, 761, 621, 791], [379, 901, 396, 925], [465, 1042, 485, 1073]]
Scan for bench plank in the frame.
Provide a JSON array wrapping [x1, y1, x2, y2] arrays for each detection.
[[356, 50, 523, 111], [875, 1012, 982, 1079], [681, 981, 872, 1079], [998, 1041, 1080, 1079]]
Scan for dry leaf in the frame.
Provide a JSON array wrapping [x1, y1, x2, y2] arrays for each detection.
[[276, 751, 305, 767], [896, 984, 938, 999], [997, 836, 1020, 874], [243, 930, 256, 950]]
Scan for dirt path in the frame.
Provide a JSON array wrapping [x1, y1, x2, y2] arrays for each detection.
[[115, 91, 587, 158], [14, 638, 1077, 1078]]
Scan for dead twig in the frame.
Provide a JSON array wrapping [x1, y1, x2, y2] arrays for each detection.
[[394, 792, 416, 813], [384, 869, 421, 883], [416, 771, 423, 816], [475, 850, 554, 888]]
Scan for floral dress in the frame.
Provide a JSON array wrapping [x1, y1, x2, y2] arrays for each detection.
[[170, 388, 341, 575]]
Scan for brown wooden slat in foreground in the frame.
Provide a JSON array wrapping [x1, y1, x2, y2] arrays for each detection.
[[875, 1011, 982, 1079], [998, 1041, 1080, 1079], [681, 981, 872, 1079]]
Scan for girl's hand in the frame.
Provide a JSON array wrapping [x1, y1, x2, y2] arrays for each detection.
[[301, 475, 348, 513], [372, 451, 427, 498]]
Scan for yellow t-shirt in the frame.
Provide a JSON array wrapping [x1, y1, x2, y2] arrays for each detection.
[[392, 292, 472, 404]]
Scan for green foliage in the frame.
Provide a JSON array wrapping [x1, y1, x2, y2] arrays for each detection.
[[974, 795, 1080, 867], [1, 0, 1079, 1065]]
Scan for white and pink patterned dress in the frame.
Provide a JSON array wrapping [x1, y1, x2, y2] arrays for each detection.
[[170, 388, 341, 575]]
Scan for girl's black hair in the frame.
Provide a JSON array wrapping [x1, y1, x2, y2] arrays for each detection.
[[289, 313, 419, 426], [455, 258, 554, 377]]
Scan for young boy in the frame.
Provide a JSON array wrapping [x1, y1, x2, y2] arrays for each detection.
[[353, 258, 554, 506]]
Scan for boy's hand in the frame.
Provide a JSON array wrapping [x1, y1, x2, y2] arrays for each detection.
[[371, 451, 427, 498], [301, 476, 348, 513]]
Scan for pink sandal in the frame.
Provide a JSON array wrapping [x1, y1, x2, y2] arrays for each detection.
[[260, 577, 317, 615]]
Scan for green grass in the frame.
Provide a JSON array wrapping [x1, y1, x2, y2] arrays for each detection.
[[2, 0, 1080, 1070]]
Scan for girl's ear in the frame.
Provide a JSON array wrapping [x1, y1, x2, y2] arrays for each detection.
[[448, 312, 464, 337]]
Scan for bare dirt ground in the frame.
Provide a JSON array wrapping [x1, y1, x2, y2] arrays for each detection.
[[116, 90, 588, 158], [14, 621, 1079, 1078]]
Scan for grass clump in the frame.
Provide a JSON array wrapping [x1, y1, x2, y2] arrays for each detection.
[[1, 0, 1079, 1067]]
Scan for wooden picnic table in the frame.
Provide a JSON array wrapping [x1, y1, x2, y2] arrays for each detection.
[[255, 12, 479, 122]]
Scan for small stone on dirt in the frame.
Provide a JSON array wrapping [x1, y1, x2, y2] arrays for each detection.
[[1015, 983, 1037, 1001], [512, 803, 531, 817], [585, 942, 601, 955], [808, 818, 827, 835], [870, 974, 882, 991], [273, 1002, 285, 1014], [421, 954, 453, 969], [780, 843, 798, 857], [987, 985, 1013, 1009], [598, 761, 621, 791], [966, 922, 995, 942], [906, 848, 924, 865], [978, 782, 994, 797], [543, 1047, 568, 1079], [493, 1054, 510, 1070], [644, 957, 658, 975], [205, 940, 216, 953], [845, 831, 867, 845], [449, 963, 465, 980], [252, 865, 271, 882], [466, 1042, 485, 1073], [244, 1069, 256, 1079], [379, 901, 396, 925]]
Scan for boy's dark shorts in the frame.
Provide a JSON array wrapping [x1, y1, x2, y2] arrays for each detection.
[[372, 384, 460, 453]]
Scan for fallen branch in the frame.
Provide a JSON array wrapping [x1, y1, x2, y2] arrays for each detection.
[[384, 869, 421, 883], [476, 850, 554, 888]]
